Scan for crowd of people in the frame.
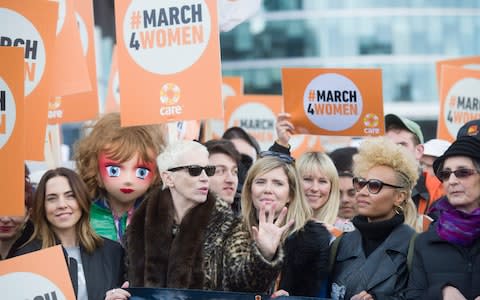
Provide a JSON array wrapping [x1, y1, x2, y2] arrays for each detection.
[[1, 111, 479, 300]]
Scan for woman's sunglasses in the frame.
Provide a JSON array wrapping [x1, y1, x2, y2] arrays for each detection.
[[259, 151, 295, 164], [436, 168, 477, 182], [352, 177, 405, 194], [168, 165, 216, 177]]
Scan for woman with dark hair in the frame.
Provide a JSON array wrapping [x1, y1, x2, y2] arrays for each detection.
[[406, 136, 480, 300], [14, 167, 125, 300], [0, 164, 35, 260]]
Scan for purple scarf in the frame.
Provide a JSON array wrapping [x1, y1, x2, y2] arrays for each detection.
[[431, 199, 480, 247]]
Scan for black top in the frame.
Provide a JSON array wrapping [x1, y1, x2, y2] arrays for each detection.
[[353, 214, 404, 257]]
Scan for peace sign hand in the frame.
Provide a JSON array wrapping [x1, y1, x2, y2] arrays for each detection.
[[252, 203, 294, 260]]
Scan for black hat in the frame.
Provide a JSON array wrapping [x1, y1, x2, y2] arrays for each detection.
[[433, 136, 480, 177], [457, 119, 480, 139]]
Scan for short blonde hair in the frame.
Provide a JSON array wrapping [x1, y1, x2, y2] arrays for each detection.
[[296, 152, 340, 225], [241, 157, 312, 241], [354, 137, 420, 230]]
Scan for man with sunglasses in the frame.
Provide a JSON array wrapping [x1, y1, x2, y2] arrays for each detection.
[[123, 140, 289, 294]]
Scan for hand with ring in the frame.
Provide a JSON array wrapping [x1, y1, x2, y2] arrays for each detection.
[[105, 281, 131, 300]]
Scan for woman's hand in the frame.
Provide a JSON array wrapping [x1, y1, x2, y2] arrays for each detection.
[[105, 281, 131, 300], [275, 113, 294, 148], [350, 290, 374, 300], [271, 289, 290, 298], [442, 286, 467, 300], [252, 203, 294, 260]]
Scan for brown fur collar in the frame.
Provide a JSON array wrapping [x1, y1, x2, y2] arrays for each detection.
[[127, 188, 216, 288]]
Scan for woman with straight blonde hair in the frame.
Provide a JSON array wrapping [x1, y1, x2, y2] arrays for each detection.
[[241, 154, 331, 297], [296, 152, 341, 234]]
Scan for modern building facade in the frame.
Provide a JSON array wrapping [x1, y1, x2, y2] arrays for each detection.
[[219, 0, 480, 139]]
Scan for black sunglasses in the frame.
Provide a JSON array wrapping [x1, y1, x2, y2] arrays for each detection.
[[352, 177, 405, 194], [259, 151, 295, 164], [168, 165, 216, 177], [437, 168, 478, 182]]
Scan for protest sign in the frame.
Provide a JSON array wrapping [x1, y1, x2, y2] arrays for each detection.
[[282, 68, 384, 137], [225, 95, 282, 151], [0, 47, 24, 216], [115, 0, 223, 126], [49, 0, 99, 123], [0, 0, 56, 160], [0, 246, 76, 300], [205, 76, 244, 140], [437, 65, 480, 141]]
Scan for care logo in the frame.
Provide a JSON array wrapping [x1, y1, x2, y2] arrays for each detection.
[[303, 73, 363, 131], [123, 0, 211, 75], [0, 77, 17, 150], [0, 8, 46, 96], [48, 96, 63, 120], [443, 78, 480, 138], [0, 272, 66, 300], [159, 82, 183, 116], [228, 102, 276, 150]]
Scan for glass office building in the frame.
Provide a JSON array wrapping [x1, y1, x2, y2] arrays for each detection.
[[219, 0, 480, 139]]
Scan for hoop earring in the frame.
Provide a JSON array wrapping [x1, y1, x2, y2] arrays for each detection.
[[394, 204, 404, 215]]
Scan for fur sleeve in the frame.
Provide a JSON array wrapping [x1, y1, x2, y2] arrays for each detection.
[[221, 221, 283, 293]]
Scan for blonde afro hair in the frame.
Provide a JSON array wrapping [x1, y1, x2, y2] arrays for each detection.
[[354, 137, 419, 192]]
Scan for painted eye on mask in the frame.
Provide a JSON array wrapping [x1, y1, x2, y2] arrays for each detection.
[[136, 167, 150, 180], [106, 166, 121, 177]]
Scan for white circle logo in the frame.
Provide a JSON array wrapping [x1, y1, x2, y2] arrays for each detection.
[[0, 8, 46, 97], [123, 0, 211, 75], [443, 78, 480, 137], [228, 102, 276, 150], [303, 73, 363, 131], [0, 77, 17, 149], [0, 272, 67, 299]]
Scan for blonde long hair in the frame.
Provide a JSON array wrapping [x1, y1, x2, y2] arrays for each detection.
[[296, 152, 340, 225], [241, 156, 312, 241]]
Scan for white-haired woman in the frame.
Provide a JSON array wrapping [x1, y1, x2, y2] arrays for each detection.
[[108, 140, 291, 299]]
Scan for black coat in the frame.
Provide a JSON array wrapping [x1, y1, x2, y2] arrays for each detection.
[[331, 223, 414, 300], [14, 238, 124, 300], [406, 223, 480, 300], [279, 220, 331, 297]]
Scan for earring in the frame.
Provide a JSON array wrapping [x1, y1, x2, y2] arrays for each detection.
[[394, 204, 404, 215]]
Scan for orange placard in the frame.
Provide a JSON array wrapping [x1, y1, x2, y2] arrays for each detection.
[[282, 68, 384, 136], [224, 95, 282, 151], [0, 1, 57, 160], [205, 76, 244, 140], [115, 0, 223, 126], [435, 56, 480, 89], [0, 246, 76, 299], [48, 0, 99, 123], [50, 0, 91, 97], [437, 65, 480, 141], [0, 47, 24, 216], [105, 45, 120, 113]]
